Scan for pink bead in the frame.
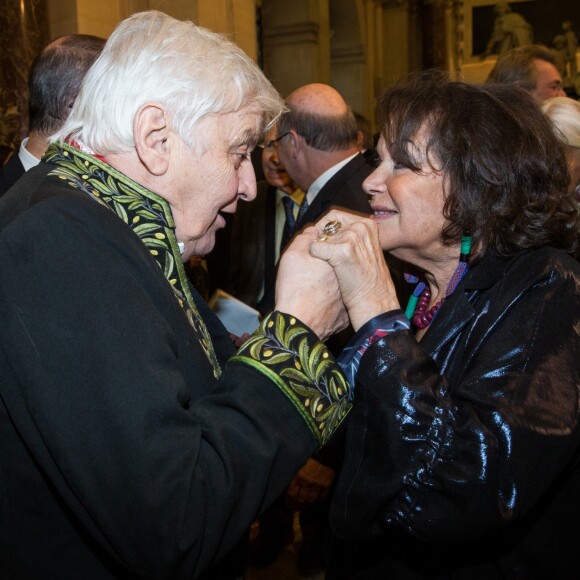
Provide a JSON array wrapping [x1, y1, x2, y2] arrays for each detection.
[[411, 287, 443, 329]]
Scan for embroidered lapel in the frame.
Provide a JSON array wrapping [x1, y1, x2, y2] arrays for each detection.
[[45, 142, 222, 379]]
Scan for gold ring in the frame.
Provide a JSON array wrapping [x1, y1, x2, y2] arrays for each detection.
[[317, 219, 342, 241], [323, 220, 342, 236]]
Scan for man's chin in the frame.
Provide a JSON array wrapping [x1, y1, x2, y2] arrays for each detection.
[[191, 232, 217, 259]]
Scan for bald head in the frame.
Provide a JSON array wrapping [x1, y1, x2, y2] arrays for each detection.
[[287, 83, 350, 117], [278, 83, 358, 152], [275, 83, 360, 191]]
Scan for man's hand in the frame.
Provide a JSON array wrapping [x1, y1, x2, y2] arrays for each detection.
[[309, 210, 400, 331], [275, 226, 349, 341]]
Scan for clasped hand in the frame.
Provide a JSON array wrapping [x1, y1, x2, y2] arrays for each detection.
[[276, 209, 400, 336], [275, 225, 348, 341]]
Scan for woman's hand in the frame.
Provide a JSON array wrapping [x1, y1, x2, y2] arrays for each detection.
[[275, 226, 349, 341], [310, 209, 400, 331]]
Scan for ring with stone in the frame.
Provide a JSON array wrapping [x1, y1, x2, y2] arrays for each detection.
[[317, 219, 341, 241]]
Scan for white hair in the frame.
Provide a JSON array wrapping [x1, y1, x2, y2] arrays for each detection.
[[541, 97, 580, 149], [52, 10, 284, 153]]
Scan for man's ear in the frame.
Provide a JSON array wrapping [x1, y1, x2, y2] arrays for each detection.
[[288, 129, 302, 158], [133, 103, 171, 176]]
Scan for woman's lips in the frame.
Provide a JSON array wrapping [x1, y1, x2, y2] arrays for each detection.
[[371, 205, 398, 218]]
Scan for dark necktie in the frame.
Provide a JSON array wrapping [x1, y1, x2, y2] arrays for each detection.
[[296, 195, 309, 223], [280, 195, 297, 252]]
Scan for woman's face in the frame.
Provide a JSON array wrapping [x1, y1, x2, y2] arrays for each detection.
[[363, 133, 451, 268]]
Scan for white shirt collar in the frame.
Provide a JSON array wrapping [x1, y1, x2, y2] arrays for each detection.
[[18, 138, 42, 172], [306, 153, 358, 205]]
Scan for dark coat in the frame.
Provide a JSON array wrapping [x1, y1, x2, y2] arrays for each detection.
[[295, 153, 372, 230], [220, 180, 275, 310], [0, 150, 25, 197], [0, 156, 350, 579], [328, 248, 580, 579]]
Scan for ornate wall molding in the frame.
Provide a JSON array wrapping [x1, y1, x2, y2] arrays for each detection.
[[262, 21, 320, 46], [331, 45, 365, 64], [382, 0, 408, 8]]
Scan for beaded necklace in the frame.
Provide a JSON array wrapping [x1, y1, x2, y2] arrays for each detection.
[[404, 236, 472, 329]]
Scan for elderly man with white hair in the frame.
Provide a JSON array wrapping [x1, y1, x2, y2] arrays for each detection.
[[0, 11, 351, 579]]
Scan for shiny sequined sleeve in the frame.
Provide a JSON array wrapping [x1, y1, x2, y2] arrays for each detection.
[[231, 311, 352, 448], [330, 250, 580, 544]]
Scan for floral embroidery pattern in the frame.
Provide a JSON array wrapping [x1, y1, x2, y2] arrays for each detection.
[[44, 143, 221, 378], [233, 312, 352, 446]]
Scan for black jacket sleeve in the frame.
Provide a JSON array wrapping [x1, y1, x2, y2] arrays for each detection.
[[0, 192, 350, 578]]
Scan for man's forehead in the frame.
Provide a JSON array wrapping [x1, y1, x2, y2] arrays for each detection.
[[534, 59, 561, 81], [224, 111, 263, 147]]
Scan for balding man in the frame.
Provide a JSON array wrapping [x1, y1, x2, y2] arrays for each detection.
[[486, 44, 566, 102], [0, 34, 105, 196], [276, 83, 372, 230]]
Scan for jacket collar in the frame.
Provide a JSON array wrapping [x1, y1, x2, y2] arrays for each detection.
[[418, 251, 511, 355], [462, 251, 513, 291]]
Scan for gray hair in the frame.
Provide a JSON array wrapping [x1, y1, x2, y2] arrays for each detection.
[[486, 45, 558, 91], [52, 11, 284, 153], [278, 108, 358, 152], [29, 34, 105, 137], [541, 97, 580, 149]]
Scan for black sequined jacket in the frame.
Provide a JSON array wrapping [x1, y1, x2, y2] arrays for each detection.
[[329, 248, 580, 579]]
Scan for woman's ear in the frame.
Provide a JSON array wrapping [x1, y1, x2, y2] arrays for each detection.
[[133, 103, 171, 176]]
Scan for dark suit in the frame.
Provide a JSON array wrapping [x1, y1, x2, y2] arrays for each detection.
[[0, 151, 25, 197], [219, 180, 276, 310], [295, 153, 372, 229]]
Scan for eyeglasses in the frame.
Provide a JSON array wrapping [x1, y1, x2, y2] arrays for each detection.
[[258, 132, 290, 150]]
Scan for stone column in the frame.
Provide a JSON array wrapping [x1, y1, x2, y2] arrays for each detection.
[[261, 0, 331, 98], [381, 0, 422, 88], [422, 0, 459, 75], [0, 0, 49, 157]]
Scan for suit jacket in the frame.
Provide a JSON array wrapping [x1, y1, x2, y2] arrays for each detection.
[[0, 150, 25, 197], [295, 152, 372, 230], [219, 180, 276, 310], [0, 145, 352, 579], [328, 248, 580, 579]]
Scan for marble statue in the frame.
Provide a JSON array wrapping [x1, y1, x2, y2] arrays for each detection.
[[483, 2, 533, 57]]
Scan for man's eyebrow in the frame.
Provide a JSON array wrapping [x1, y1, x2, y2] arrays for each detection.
[[230, 128, 261, 149]]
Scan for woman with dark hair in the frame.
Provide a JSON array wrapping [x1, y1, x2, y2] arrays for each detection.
[[284, 73, 580, 578]]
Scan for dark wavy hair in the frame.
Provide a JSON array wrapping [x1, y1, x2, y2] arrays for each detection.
[[377, 71, 579, 257]]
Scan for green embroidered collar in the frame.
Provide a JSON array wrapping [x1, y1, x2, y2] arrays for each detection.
[[44, 142, 221, 378]]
